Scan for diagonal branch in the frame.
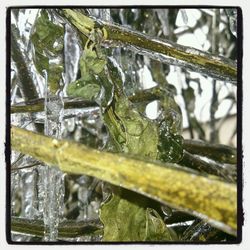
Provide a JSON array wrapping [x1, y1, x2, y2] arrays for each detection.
[[11, 126, 237, 236], [11, 28, 39, 101], [58, 9, 237, 84]]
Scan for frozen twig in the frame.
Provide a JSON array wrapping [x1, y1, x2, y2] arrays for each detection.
[[58, 9, 237, 84], [11, 217, 102, 239]]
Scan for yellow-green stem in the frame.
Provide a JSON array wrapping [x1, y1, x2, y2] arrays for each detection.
[[11, 126, 237, 236]]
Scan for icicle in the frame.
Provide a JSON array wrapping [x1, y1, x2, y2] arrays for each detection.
[[155, 9, 170, 37], [99, 9, 111, 22], [180, 9, 189, 25], [64, 24, 80, 86], [39, 70, 65, 241], [20, 168, 39, 218], [225, 9, 237, 37], [11, 154, 40, 241], [76, 175, 92, 221], [11, 170, 20, 216], [41, 166, 65, 241], [119, 9, 127, 26]]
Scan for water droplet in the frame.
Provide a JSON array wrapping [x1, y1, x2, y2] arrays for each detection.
[[161, 205, 173, 218], [65, 117, 75, 132]]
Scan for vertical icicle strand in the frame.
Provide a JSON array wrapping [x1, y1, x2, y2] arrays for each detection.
[[40, 70, 65, 241]]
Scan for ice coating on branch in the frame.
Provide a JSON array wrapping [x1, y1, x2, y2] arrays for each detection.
[[126, 44, 236, 84], [100, 19, 236, 84], [226, 9, 237, 38]]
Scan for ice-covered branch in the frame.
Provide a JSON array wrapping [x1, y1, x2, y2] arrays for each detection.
[[58, 9, 237, 84], [11, 97, 97, 113], [11, 217, 102, 239], [11, 87, 163, 113], [183, 139, 237, 164], [11, 29, 39, 101], [11, 126, 237, 236]]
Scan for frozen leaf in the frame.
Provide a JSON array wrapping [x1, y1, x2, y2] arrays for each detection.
[[100, 188, 176, 241], [157, 119, 184, 163], [48, 64, 64, 93], [31, 10, 64, 62], [145, 208, 177, 241], [31, 10, 64, 93], [67, 38, 114, 108], [66, 79, 100, 100], [104, 57, 159, 158]]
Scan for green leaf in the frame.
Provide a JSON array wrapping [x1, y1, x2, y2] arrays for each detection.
[[66, 79, 100, 100], [100, 188, 146, 241], [31, 10, 64, 59], [32, 49, 49, 76], [158, 119, 184, 163], [48, 64, 64, 93], [100, 188, 177, 241], [31, 10, 64, 93], [67, 39, 113, 107], [145, 208, 177, 241]]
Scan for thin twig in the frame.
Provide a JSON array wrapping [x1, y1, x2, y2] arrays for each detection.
[[179, 150, 236, 183], [11, 97, 97, 113], [11, 162, 41, 172], [11, 87, 164, 114], [11, 217, 103, 239], [11, 29, 39, 101], [183, 139, 237, 164]]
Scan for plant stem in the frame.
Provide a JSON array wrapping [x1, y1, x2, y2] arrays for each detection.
[[11, 29, 39, 101], [58, 9, 237, 84], [11, 97, 97, 113], [11, 217, 102, 239], [179, 150, 236, 183], [183, 139, 237, 164], [209, 9, 220, 143], [11, 87, 163, 114], [11, 126, 237, 236], [164, 211, 195, 224]]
